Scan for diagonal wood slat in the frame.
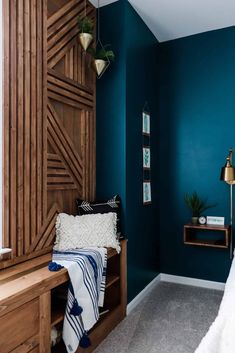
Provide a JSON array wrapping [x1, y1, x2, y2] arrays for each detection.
[[29, 203, 60, 252], [48, 102, 83, 176]]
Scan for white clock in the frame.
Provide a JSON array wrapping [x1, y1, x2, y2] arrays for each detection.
[[199, 216, 207, 225]]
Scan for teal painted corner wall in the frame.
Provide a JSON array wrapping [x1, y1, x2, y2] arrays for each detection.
[[125, 2, 160, 301], [97, 1, 235, 302], [96, 1, 127, 230], [158, 26, 235, 282], [96, 0, 160, 302]]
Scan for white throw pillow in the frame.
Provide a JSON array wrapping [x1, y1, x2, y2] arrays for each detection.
[[54, 212, 120, 253]]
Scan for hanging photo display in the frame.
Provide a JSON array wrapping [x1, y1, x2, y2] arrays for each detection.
[[142, 104, 152, 205], [143, 181, 151, 204]]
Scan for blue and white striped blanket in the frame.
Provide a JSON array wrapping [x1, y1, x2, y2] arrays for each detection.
[[49, 247, 107, 353]]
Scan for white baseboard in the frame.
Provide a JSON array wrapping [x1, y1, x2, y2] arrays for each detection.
[[127, 273, 225, 315], [127, 274, 161, 315], [160, 273, 225, 291]]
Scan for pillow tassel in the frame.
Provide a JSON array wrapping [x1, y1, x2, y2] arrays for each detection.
[[70, 299, 83, 316]]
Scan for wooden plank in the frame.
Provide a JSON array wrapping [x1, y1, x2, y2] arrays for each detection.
[[35, 213, 57, 251], [42, 0, 48, 223], [10, 335, 39, 353], [3, 0, 10, 248], [47, 73, 93, 103], [47, 1, 84, 39], [47, 0, 81, 28], [29, 203, 59, 252], [30, 0, 37, 245], [47, 82, 93, 108], [37, 0, 43, 233], [48, 37, 77, 69], [73, 41, 78, 82], [47, 103, 83, 177], [9, 0, 18, 258], [24, 0, 31, 253], [0, 299, 39, 353], [48, 13, 78, 51], [47, 169, 71, 176], [48, 90, 93, 111], [47, 184, 77, 191], [47, 128, 83, 190], [47, 26, 79, 61], [47, 176, 74, 183], [47, 153, 62, 161], [48, 68, 93, 94], [0, 247, 53, 270], [0, 254, 51, 283], [48, 161, 65, 169], [17, 0, 25, 257], [0, 267, 68, 309], [39, 292, 51, 353]]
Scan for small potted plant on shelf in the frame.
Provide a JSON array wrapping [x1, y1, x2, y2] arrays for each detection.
[[88, 44, 115, 77], [77, 16, 94, 51], [184, 191, 216, 224]]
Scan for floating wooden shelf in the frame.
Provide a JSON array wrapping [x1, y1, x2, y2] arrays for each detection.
[[184, 224, 230, 248]]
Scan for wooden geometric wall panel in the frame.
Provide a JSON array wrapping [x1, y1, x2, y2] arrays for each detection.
[[3, 0, 96, 268]]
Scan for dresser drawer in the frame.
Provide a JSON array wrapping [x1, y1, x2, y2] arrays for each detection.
[[0, 298, 39, 353]]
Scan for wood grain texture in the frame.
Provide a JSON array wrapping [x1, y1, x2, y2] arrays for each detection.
[[3, 0, 96, 267], [0, 298, 39, 352]]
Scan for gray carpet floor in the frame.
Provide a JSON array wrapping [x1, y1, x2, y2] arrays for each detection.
[[94, 282, 223, 353]]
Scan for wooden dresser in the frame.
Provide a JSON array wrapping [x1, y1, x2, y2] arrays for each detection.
[[0, 240, 127, 353]]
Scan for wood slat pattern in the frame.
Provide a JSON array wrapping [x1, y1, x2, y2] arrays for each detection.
[[47, 153, 77, 190], [3, 0, 47, 260], [3, 0, 96, 268]]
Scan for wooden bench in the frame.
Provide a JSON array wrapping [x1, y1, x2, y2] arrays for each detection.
[[0, 240, 127, 353]]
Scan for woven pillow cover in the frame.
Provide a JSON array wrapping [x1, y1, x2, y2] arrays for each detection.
[[76, 195, 122, 238], [54, 212, 120, 253]]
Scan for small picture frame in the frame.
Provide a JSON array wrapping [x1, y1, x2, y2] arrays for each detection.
[[143, 181, 151, 205], [142, 111, 150, 136], [143, 146, 151, 169]]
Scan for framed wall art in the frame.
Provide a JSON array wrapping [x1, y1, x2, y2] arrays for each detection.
[[143, 146, 151, 169], [143, 181, 151, 205], [142, 111, 150, 136]]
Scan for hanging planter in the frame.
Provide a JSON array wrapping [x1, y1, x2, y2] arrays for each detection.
[[88, 44, 115, 78], [77, 16, 94, 51], [86, 0, 115, 78]]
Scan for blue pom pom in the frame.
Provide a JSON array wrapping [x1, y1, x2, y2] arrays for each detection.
[[79, 333, 91, 348], [70, 299, 83, 316], [48, 262, 64, 271]]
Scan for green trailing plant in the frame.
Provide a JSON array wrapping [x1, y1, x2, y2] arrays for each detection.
[[184, 192, 216, 217], [88, 44, 115, 61], [77, 16, 94, 34]]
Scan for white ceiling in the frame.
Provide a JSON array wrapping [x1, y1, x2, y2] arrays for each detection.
[[89, 0, 235, 42]]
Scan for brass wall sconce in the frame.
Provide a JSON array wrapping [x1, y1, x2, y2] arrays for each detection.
[[220, 148, 235, 258]]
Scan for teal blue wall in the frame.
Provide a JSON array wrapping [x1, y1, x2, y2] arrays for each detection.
[[96, 0, 160, 302], [125, 3, 160, 300], [159, 26, 235, 281], [97, 1, 235, 301]]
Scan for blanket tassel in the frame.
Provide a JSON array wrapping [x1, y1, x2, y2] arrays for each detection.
[[48, 262, 64, 271], [79, 333, 91, 348], [70, 299, 83, 316]]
